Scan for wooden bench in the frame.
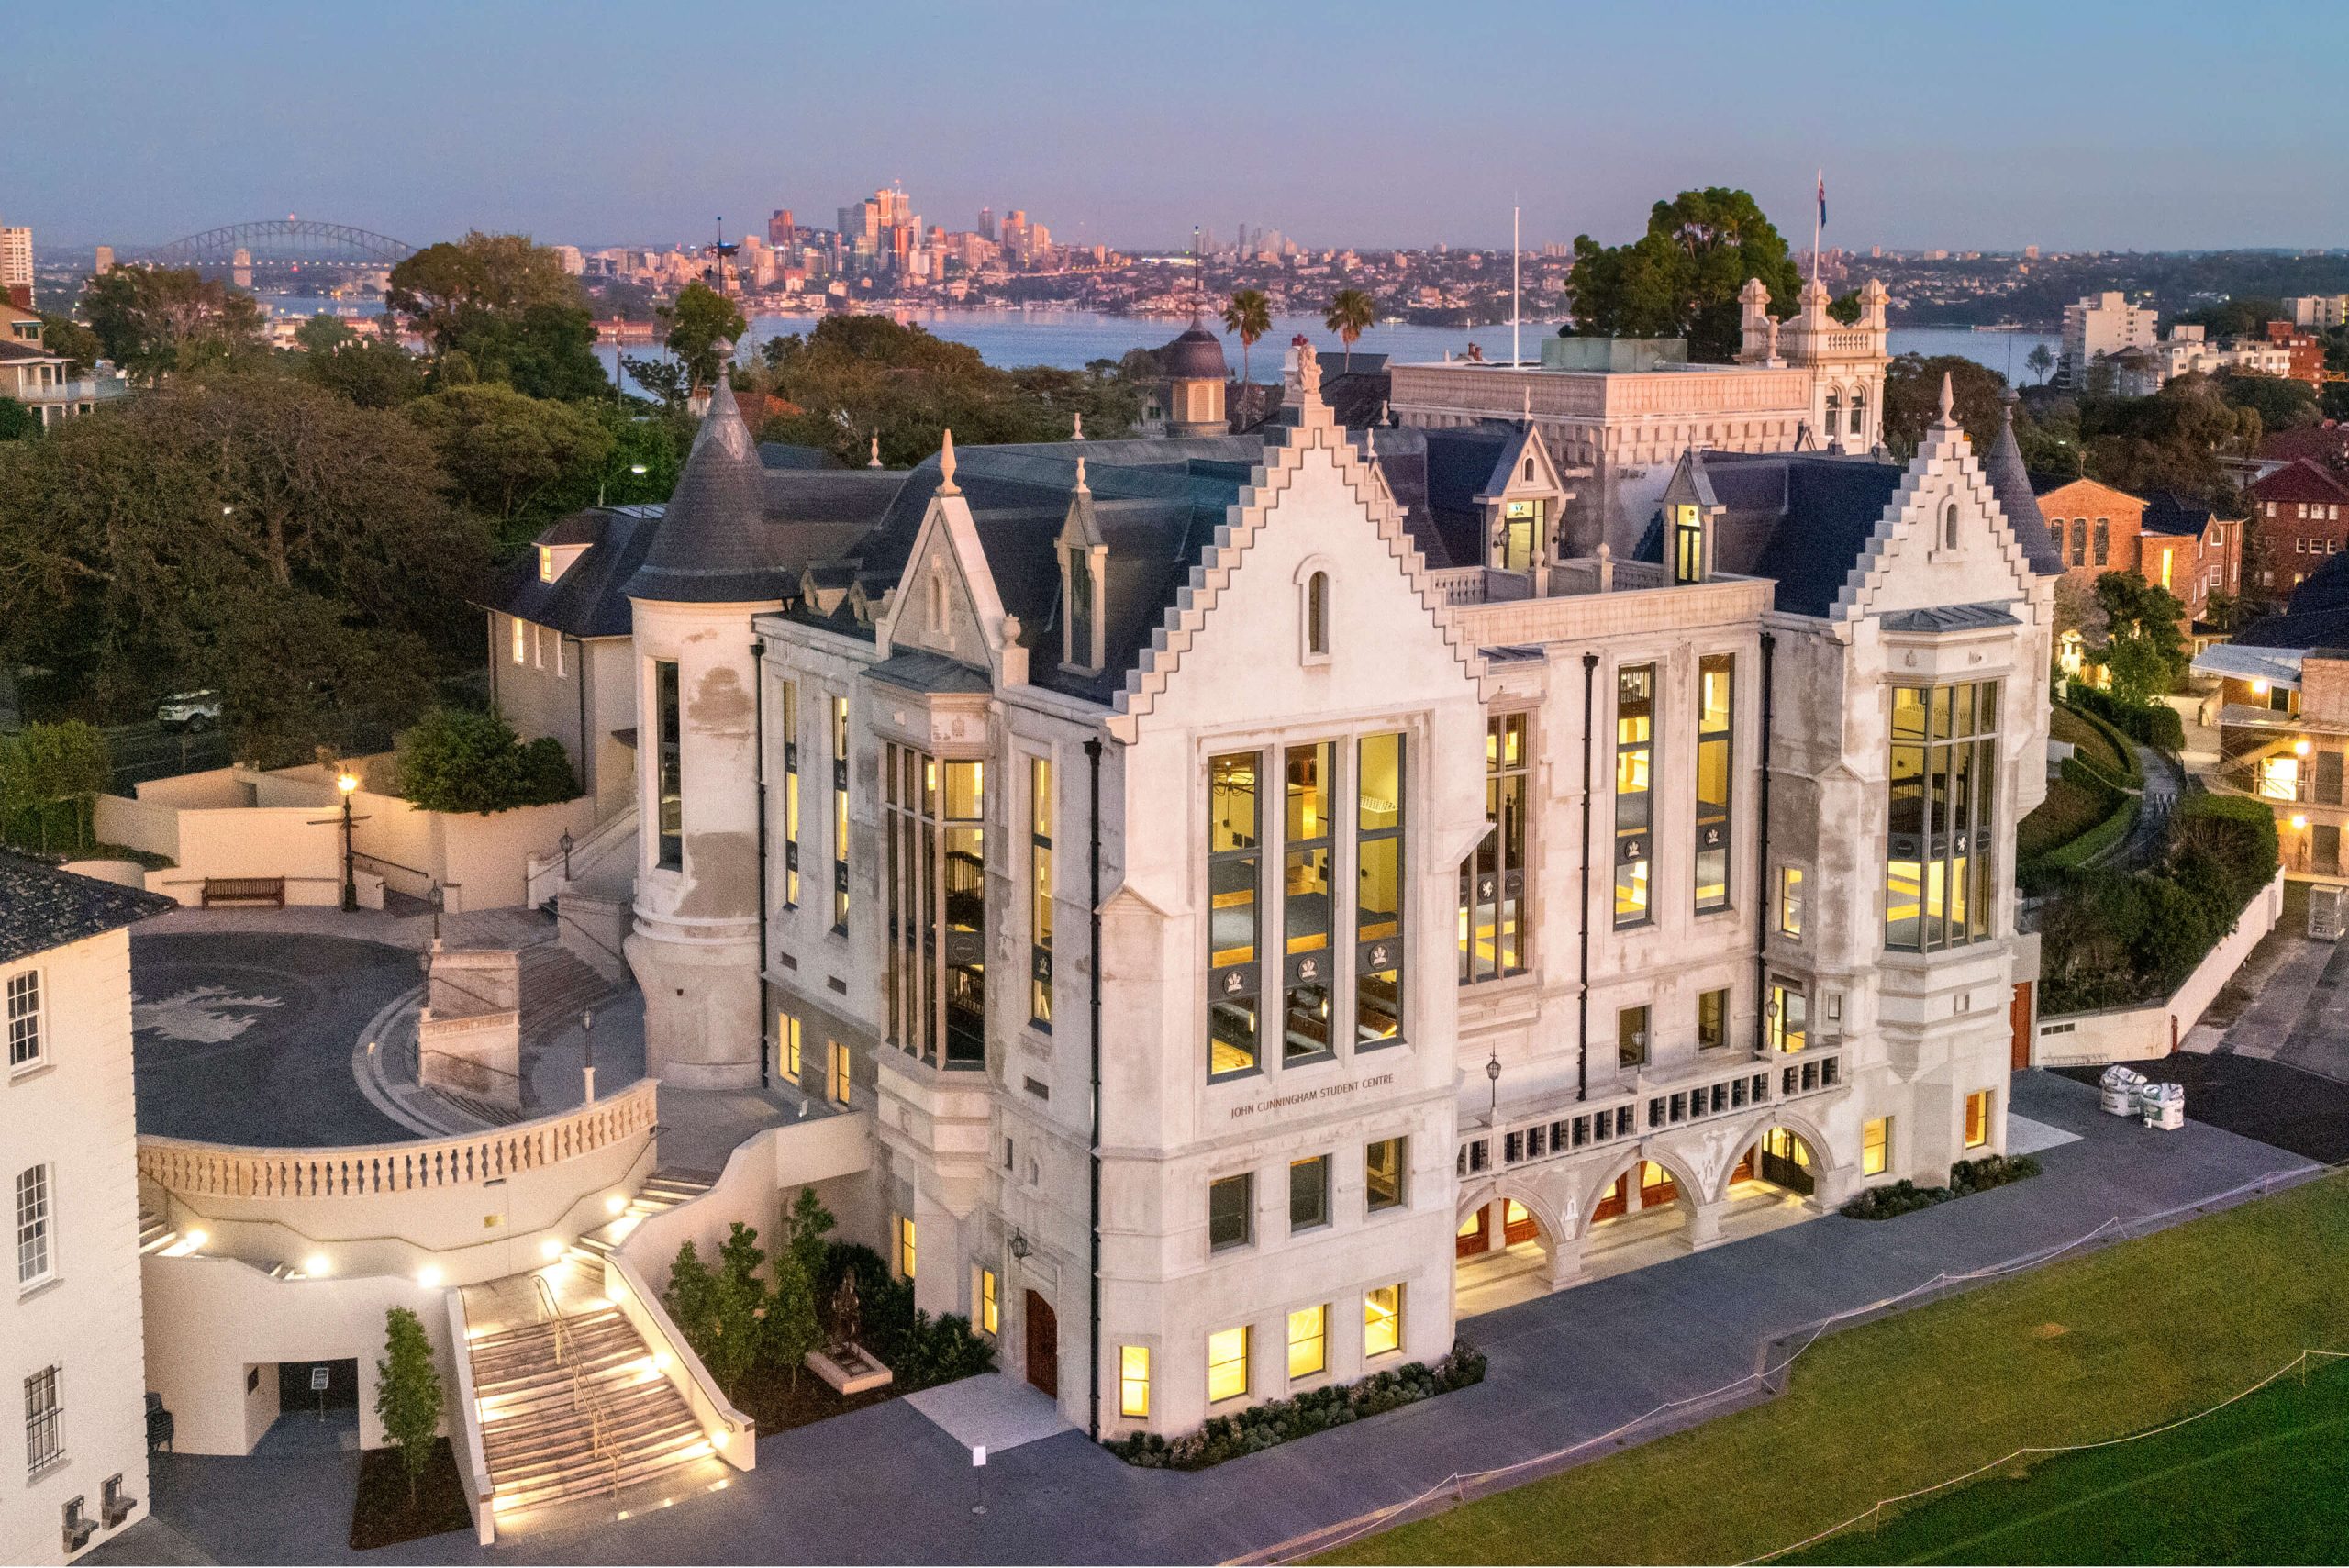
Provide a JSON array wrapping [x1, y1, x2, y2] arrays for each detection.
[[200, 877, 285, 908]]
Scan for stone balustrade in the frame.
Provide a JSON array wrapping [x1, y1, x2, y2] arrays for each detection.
[[137, 1078, 657, 1199]]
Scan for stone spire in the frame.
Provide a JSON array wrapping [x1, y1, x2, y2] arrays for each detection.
[[624, 359, 782, 604], [1983, 385, 2065, 575], [937, 428, 960, 495]]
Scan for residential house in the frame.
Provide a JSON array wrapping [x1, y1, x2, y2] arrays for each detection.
[[2035, 476, 2243, 628], [2247, 459, 2349, 595]]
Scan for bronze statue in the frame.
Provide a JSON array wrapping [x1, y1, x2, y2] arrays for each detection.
[[829, 1271, 861, 1352]]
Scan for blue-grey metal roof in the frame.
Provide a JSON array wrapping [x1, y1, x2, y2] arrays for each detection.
[[1880, 603, 2022, 633]]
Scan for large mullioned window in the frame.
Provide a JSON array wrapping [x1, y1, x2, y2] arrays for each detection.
[[830, 696, 852, 931], [1887, 682, 1999, 951], [1461, 715, 1528, 982], [1695, 654, 1733, 913], [885, 747, 987, 1068], [1209, 735, 1408, 1079], [1614, 665, 1655, 927]]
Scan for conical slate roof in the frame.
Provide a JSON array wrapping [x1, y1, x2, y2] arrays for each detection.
[[625, 375, 787, 604], [1984, 386, 2064, 576]]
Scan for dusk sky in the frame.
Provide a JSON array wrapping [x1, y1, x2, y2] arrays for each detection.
[[13, 0, 2343, 255]]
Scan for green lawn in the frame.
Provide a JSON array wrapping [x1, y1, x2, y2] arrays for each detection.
[[1790, 1359, 2349, 1564], [1315, 1174, 2349, 1566]]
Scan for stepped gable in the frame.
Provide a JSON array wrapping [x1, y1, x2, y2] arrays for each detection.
[[624, 375, 790, 605], [1982, 386, 2065, 575]]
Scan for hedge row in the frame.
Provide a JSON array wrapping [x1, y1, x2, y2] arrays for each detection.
[[1839, 1154, 2043, 1220], [2020, 793, 2141, 894], [1108, 1340, 1487, 1470], [2065, 683, 2186, 754], [2059, 701, 2146, 791]]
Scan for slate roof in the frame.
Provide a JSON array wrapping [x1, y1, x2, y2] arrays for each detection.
[[0, 339, 64, 364], [487, 506, 661, 639], [865, 649, 993, 695], [1881, 604, 2021, 633], [0, 854, 174, 966], [757, 441, 845, 470], [1982, 388, 2065, 575], [2236, 550, 2349, 649], [1634, 450, 1906, 617], [624, 378, 791, 603], [2142, 490, 2218, 539]]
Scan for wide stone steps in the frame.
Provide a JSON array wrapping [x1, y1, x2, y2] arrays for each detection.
[[517, 943, 618, 1045], [466, 1291, 714, 1524]]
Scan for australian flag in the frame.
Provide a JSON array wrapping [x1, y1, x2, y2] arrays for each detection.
[[1817, 172, 1827, 228]]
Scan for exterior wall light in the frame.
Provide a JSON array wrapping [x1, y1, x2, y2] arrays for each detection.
[[540, 1239, 564, 1262], [607, 1193, 627, 1216], [305, 1254, 330, 1276], [417, 1266, 443, 1288]]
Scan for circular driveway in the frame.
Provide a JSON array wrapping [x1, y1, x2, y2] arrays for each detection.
[[132, 932, 421, 1147]]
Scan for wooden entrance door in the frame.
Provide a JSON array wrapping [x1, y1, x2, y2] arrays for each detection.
[[1454, 1205, 1490, 1259], [1024, 1291, 1058, 1398], [2009, 981, 2034, 1072]]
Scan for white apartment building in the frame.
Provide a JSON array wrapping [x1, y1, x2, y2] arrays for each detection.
[[530, 334, 2058, 1444], [2060, 291, 2159, 387], [2, 858, 171, 1564], [2285, 295, 2349, 330], [1388, 276, 1893, 555]]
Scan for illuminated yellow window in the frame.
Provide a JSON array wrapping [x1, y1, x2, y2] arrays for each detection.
[[537, 546, 554, 584], [1364, 1284, 1402, 1358], [978, 1268, 999, 1335], [828, 1039, 850, 1106], [1965, 1089, 1992, 1150], [896, 1215, 917, 1279], [510, 615, 526, 663], [1119, 1345, 1151, 1418], [1778, 867, 1804, 936], [2159, 547, 2174, 590], [779, 1012, 802, 1079], [1286, 1305, 1327, 1380], [1863, 1116, 1889, 1177], [1208, 1325, 1251, 1404]]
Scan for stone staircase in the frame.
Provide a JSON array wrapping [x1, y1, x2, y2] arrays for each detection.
[[572, 1170, 717, 1261], [467, 1277, 713, 1520], [518, 943, 618, 1046], [138, 1206, 180, 1256]]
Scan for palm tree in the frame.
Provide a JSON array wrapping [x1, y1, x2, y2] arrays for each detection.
[[1221, 289, 1271, 422], [1326, 289, 1376, 373]]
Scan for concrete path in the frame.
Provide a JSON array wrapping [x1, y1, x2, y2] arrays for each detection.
[[99, 1071, 2317, 1567], [907, 1373, 1075, 1457]]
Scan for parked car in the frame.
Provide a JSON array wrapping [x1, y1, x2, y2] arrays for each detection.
[[157, 691, 223, 731]]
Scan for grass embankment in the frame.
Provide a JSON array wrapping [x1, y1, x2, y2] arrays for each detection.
[[2016, 773, 2116, 862], [2049, 704, 2132, 784], [1315, 1173, 2349, 1566]]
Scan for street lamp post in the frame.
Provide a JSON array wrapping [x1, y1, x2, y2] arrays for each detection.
[[581, 1009, 596, 1105], [558, 829, 574, 881], [336, 771, 361, 912]]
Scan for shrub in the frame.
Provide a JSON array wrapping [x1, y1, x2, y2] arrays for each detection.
[[1107, 1340, 1486, 1470], [2066, 683, 2185, 753], [893, 1312, 998, 1392], [814, 1241, 914, 1362], [394, 706, 577, 814], [1841, 1154, 2042, 1220]]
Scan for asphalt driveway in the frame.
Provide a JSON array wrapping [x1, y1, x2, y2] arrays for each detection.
[[132, 931, 420, 1147]]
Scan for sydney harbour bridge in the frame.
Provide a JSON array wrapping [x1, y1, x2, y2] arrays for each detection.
[[117, 219, 417, 292]]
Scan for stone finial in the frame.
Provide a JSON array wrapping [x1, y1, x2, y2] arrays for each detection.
[[1379, 398, 1391, 427], [937, 428, 960, 495], [868, 432, 882, 468], [1000, 613, 1023, 649], [1073, 411, 1085, 439], [1294, 341, 1331, 430], [1073, 455, 1088, 494], [1936, 372, 1956, 426], [1521, 384, 1532, 426]]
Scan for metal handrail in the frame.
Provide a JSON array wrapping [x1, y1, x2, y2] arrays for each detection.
[[532, 1274, 566, 1368]]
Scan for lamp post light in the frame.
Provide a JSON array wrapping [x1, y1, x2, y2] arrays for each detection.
[[427, 882, 444, 943], [559, 828, 574, 881], [581, 1009, 596, 1105], [1486, 1048, 1502, 1127], [336, 770, 361, 912]]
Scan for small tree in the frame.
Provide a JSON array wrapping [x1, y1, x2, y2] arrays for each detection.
[[783, 1185, 835, 1289], [2026, 343, 2055, 385], [375, 1307, 443, 1506], [700, 1223, 770, 1397], [395, 707, 578, 815], [765, 1249, 822, 1388], [662, 1240, 721, 1370], [8, 721, 112, 852]]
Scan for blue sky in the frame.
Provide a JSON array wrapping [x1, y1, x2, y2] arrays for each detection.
[[10, 0, 2344, 253]]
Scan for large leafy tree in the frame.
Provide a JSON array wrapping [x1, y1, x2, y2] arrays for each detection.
[[2092, 570, 2189, 704], [751, 315, 1138, 466], [79, 265, 266, 382], [36, 312, 102, 373], [386, 232, 608, 400], [2216, 370, 2320, 433], [1880, 354, 2010, 458], [662, 282, 748, 393], [394, 707, 576, 813], [0, 370, 486, 753], [2078, 373, 2260, 504], [1566, 189, 1803, 363], [403, 383, 613, 540]]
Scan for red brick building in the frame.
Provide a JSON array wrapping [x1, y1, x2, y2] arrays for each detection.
[[2037, 476, 2243, 625], [2265, 320, 2329, 388], [2249, 459, 2349, 595]]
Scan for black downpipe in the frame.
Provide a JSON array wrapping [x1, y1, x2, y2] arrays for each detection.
[[1084, 736, 1105, 1441], [751, 639, 770, 1089], [573, 634, 590, 800], [1577, 651, 1598, 1101], [1753, 631, 1776, 1055]]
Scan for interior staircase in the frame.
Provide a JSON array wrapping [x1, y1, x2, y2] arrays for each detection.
[[466, 1266, 714, 1521]]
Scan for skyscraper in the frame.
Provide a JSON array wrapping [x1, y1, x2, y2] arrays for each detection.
[[978, 206, 996, 242], [768, 209, 795, 246]]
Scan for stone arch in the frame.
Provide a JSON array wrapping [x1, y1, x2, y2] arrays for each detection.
[[1576, 1142, 1707, 1238], [1711, 1104, 1845, 1204], [1454, 1174, 1574, 1252]]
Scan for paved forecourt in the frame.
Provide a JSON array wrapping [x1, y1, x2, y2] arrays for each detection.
[[99, 1072, 2314, 1566]]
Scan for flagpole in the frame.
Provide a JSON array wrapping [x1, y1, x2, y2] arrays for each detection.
[[1810, 170, 1820, 288], [1512, 201, 1521, 367]]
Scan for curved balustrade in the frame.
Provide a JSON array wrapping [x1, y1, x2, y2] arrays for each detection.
[[138, 1078, 656, 1199]]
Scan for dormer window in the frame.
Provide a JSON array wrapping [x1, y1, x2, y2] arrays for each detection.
[[1499, 500, 1542, 574], [1673, 505, 1706, 585], [1063, 546, 1101, 673], [538, 547, 554, 584]]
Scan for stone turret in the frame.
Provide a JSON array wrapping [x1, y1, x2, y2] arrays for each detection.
[[1983, 385, 2065, 575], [623, 352, 781, 1090]]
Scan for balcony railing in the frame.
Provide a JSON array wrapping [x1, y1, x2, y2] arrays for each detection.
[[2213, 762, 2343, 806], [1457, 1046, 1846, 1179]]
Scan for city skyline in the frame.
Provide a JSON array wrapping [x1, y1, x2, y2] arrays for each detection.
[[11, 0, 2346, 255]]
